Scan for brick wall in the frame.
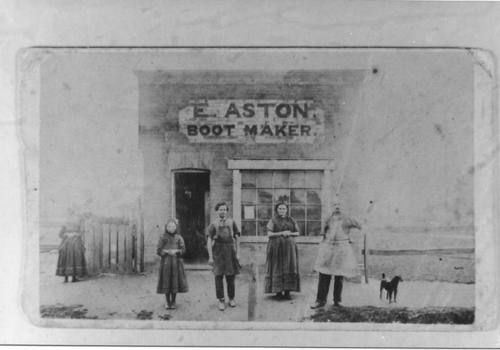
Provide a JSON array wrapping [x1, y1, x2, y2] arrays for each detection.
[[137, 70, 363, 262]]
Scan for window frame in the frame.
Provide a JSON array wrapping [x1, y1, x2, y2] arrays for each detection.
[[229, 159, 335, 243]]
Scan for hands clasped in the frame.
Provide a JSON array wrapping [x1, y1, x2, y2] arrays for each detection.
[[162, 249, 179, 256]]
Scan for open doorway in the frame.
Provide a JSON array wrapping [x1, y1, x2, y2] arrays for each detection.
[[173, 170, 210, 264]]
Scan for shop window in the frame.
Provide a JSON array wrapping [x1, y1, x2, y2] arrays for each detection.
[[240, 171, 323, 236]]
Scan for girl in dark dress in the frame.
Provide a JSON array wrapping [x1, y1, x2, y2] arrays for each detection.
[[264, 202, 301, 300], [56, 222, 88, 283], [156, 218, 188, 310]]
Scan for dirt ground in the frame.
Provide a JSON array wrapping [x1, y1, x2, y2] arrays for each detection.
[[367, 254, 474, 283], [39, 251, 475, 322]]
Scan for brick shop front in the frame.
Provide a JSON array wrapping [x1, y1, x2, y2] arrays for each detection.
[[135, 70, 366, 269]]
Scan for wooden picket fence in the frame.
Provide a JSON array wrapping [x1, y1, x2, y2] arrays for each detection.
[[82, 215, 145, 276]]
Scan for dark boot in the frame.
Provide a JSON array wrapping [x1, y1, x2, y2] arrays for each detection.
[[165, 294, 171, 309], [171, 293, 177, 309], [71, 274, 81, 283]]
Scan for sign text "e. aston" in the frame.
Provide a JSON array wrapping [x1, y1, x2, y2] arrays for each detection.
[[178, 100, 325, 144]]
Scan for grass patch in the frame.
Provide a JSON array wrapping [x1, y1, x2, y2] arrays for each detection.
[[134, 309, 154, 320], [308, 306, 474, 324], [158, 314, 172, 321], [40, 304, 97, 319]]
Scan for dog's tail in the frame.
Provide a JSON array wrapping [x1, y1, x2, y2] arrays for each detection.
[[382, 273, 385, 279]]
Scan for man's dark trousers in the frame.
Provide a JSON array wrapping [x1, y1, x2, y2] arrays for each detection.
[[316, 273, 343, 303]]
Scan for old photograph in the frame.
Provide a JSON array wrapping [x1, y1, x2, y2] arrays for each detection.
[[19, 48, 495, 332]]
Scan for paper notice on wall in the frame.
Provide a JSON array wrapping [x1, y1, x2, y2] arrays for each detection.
[[243, 205, 255, 219]]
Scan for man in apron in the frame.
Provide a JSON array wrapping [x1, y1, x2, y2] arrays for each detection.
[[311, 198, 362, 308], [207, 202, 241, 311]]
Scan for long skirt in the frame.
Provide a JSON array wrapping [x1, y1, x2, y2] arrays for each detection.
[[56, 238, 88, 277], [313, 240, 359, 278], [157, 255, 189, 294], [264, 236, 301, 293]]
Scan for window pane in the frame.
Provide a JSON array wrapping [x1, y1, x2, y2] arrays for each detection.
[[290, 189, 306, 204], [290, 172, 305, 188], [306, 172, 322, 188], [242, 189, 256, 203], [307, 205, 322, 220], [307, 221, 322, 236], [241, 171, 324, 238], [241, 221, 256, 236], [258, 189, 273, 203], [241, 172, 256, 188], [257, 205, 273, 221], [274, 172, 289, 188], [307, 189, 322, 204], [257, 172, 273, 188], [258, 220, 268, 236], [296, 221, 305, 236], [290, 205, 305, 220], [274, 189, 289, 204]]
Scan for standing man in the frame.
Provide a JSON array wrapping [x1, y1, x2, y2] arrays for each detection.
[[311, 197, 362, 308], [207, 202, 241, 311]]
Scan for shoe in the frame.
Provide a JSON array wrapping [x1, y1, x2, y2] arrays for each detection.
[[333, 302, 343, 307], [283, 291, 292, 300], [218, 300, 225, 311], [274, 292, 283, 300], [170, 302, 176, 310], [229, 299, 236, 307], [165, 302, 171, 309], [310, 301, 326, 309]]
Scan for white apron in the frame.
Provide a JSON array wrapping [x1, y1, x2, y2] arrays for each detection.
[[313, 216, 360, 277]]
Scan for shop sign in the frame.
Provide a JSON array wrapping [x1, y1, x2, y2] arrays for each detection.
[[178, 100, 325, 143]]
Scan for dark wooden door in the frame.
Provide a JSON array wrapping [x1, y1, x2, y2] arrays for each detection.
[[174, 172, 210, 263]]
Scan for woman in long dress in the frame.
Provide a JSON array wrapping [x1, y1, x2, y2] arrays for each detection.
[[264, 202, 301, 300], [56, 222, 88, 283]]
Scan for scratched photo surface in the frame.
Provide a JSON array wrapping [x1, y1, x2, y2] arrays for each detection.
[[28, 48, 482, 329]]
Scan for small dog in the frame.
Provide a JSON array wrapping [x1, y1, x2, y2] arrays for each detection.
[[380, 273, 403, 303]]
